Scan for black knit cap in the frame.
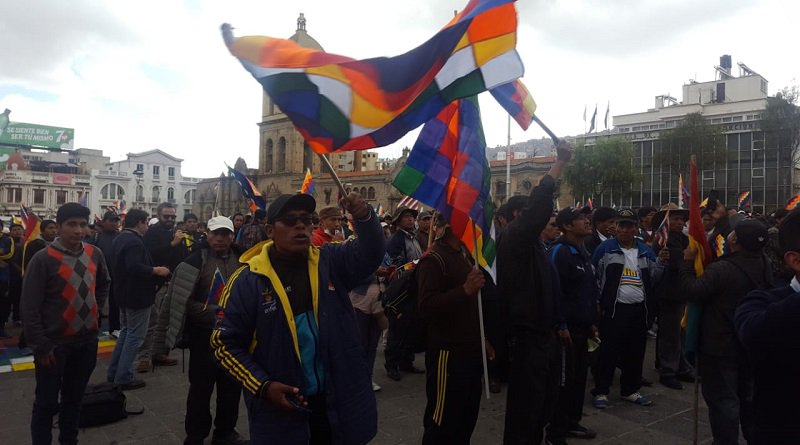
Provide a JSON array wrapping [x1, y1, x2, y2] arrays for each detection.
[[56, 203, 90, 224]]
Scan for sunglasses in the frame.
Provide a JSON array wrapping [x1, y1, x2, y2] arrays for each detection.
[[275, 215, 314, 226], [161, 215, 177, 220]]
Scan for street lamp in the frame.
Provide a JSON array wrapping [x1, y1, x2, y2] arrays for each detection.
[[133, 168, 144, 209]]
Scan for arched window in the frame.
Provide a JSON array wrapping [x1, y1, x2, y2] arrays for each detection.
[[136, 185, 144, 202], [184, 189, 195, 204], [303, 141, 314, 173], [265, 139, 274, 173], [167, 187, 175, 202], [100, 183, 125, 200], [152, 186, 161, 202], [277, 137, 287, 172], [360, 187, 367, 197], [367, 187, 376, 199]]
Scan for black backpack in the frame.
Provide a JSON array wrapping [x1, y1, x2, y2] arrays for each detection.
[[78, 383, 143, 428]]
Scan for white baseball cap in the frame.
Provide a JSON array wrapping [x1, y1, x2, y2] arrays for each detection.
[[207, 216, 234, 233], [148, 217, 159, 226]]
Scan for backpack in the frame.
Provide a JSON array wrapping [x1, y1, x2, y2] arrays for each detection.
[[381, 251, 445, 353], [78, 383, 144, 428]]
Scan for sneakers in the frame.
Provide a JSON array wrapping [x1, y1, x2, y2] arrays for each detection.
[[120, 379, 146, 390], [592, 394, 609, 409], [660, 376, 684, 390], [372, 381, 382, 392], [111, 330, 121, 339], [566, 424, 597, 439], [622, 392, 652, 406], [385, 366, 402, 381]]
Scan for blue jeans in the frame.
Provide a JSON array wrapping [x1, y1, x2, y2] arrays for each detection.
[[31, 338, 98, 445], [107, 306, 151, 384]]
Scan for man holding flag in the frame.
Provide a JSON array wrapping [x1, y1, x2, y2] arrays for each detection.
[[157, 215, 247, 445]]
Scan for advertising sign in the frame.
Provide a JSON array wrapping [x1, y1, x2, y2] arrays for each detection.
[[0, 122, 74, 150], [0, 147, 15, 168]]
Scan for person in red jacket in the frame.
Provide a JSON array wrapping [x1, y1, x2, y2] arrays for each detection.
[[312, 206, 344, 246]]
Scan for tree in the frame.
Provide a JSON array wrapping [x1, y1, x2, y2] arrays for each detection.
[[656, 112, 726, 174], [761, 85, 800, 164], [564, 137, 637, 204]]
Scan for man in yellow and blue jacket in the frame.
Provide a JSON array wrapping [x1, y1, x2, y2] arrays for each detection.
[[211, 192, 385, 444]]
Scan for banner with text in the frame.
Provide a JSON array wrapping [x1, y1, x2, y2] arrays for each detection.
[[0, 122, 74, 150]]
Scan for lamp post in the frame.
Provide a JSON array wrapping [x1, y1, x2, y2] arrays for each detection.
[[133, 168, 144, 209]]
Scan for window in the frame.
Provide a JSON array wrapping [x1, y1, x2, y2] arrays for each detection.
[[6, 188, 22, 203], [168, 167, 175, 179], [752, 168, 765, 178], [278, 137, 287, 172], [152, 186, 160, 202], [56, 190, 67, 205], [167, 187, 175, 202], [265, 139, 274, 173], [33, 189, 46, 205], [100, 183, 125, 200], [136, 163, 144, 173], [184, 189, 195, 204], [367, 187, 376, 199], [153, 165, 160, 176]]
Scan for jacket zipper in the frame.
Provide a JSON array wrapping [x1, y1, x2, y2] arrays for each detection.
[[306, 314, 322, 393]]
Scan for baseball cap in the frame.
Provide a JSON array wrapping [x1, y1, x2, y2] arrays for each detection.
[[267, 194, 316, 224], [418, 210, 433, 220], [733, 219, 768, 251], [148, 217, 159, 226], [616, 209, 638, 224], [555, 206, 591, 229], [207, 216, 234, 233], [103, 210, 120, 221]]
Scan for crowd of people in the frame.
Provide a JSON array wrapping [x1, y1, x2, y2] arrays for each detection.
[[1, 142, 799, 444]]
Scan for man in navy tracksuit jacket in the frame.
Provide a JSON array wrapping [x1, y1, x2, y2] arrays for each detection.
[[211, 193, 384, 444]]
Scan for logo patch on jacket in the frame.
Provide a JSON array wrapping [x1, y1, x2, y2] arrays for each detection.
[[262, 287, 277, 314]]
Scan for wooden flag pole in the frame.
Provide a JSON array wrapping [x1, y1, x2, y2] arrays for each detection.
[[427, 210, 437, 250], [532, 115, 561, 145], [317, 153, 348, 198], [471, 222, 491, 400]]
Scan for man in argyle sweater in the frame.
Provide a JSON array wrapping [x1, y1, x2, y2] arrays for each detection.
[[21, 203, 111, 445]]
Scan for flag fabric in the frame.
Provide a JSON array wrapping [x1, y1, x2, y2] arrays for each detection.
[[582, 105, 586, 122], [737, 191, 751, 208], [207, 268, 226, 307], [604, 101, 610, 129], [227, 165, 266, 212], [119, 199, 127, 213], [786, 194, 800, 211], [586, 197, 593, 210], [678, 174, 689, 209], [397, 195, 423, 212], [375, 204, 385, 217], [79, 193, 88, 208], [392, 96, 496, 277], [699, 196, 708, 208], [653, 210, 670, 249], [588, 105, 597, 133], [19, 206, 40, 246], [221, 0, 524, 154], [300, 168, 315, 195], [684, 158, 714, 355], [489, 79, 536, 130]]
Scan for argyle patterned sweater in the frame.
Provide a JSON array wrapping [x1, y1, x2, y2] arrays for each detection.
[[21, 238, 111, 355]]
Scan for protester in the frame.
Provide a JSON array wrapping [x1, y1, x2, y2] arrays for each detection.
[[539, 212, 560, 252], [182, 213, 207, 252], [591, 208, 664, 409], [546, 206, 598, 444], [237, 209, 267, 250], [637, 206, 657, 243], [21, 203, 111, 445], [650, 204, 694, 390], [735, 209, 800, 444], [584, 207, 617, 254], [499, 141, 571, 445], [107, 209, 171, 389], [160, 216, 247, 445], [0, 219, 15, 338], [384, 205, 425, 380], [210, 192, 384, 443], [311, 206, 344, 246], [91, 211, 121, 336], [681, 219, 772, 444], [415, 210, 433, 250], [142, 202, 186, 370], [765, 208, 792, 286], [415, 216, 488, 443], [7, 223, 24, 330], [22, 220, 56, 272], [349, 272, 386, 393], [231, 212, 245, 240], [706, 192, 732, 260]]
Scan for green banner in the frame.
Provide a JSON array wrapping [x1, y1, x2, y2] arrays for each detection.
[[0, 122, 74, 150]]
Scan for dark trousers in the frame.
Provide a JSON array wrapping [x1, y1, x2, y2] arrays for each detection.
[[699, 354, 754, 445], [307, 394, 332, 445], [593, 302, 647, 397], [548, 328, 590, 438], [384, 313, 415, 370], [0, 282, 9, 328], [355, 310, 381, 380], [31, 338, 98, 445], [107, 287, 120, 332], [503, 331, 559, 445], [422, 348, 483, 444], [9, 279, 22, 322], [657, 300, 692, 378], [185, 332, 241, 444]]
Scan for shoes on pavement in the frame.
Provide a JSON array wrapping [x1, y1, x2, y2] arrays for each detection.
[[211, 430, 249, 445], [566, 424, 597, 439], [676, 372, 696, 383], [372, 381, 382, 392], [592, 394, 609, 409], [111, 330, 121, 339], [489, 378, 502, 394], [385, 366, 402, 381], [152, 353, 178, 366], [660, 376, 683, 390], [120, 379, 146, 391], [136, 359, 153, 373], [399, 364, 425, 374], [622, 392, 652, 406], [640, 377, 654, 387]]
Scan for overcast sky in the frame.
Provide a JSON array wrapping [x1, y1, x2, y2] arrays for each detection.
[[1, 0, 796, 178]]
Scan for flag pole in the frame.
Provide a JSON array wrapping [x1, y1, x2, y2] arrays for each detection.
[[317, 153, 348, 198], [471, 222, 491, 399], [532, 115, 561, 145], [427, 209, 437, 250]]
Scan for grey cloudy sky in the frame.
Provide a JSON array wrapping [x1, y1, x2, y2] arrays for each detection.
[[0, 0, 795, 178]]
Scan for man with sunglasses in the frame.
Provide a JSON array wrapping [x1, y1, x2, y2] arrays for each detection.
[[211, 192, 385, 444]]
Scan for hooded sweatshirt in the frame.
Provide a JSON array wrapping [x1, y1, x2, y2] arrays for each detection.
[[21, 238, 111, 355]]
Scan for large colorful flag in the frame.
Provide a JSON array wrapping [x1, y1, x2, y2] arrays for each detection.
[[737, 190, 751, 208], [227, 165, 266, 212], [684, 158, 714, 355], [19, 206, 40, 246], [489, 79, 536, 130], [300, 168, 315, 195], [393, 96, 496, 277], [221, 0, 524, 154]]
